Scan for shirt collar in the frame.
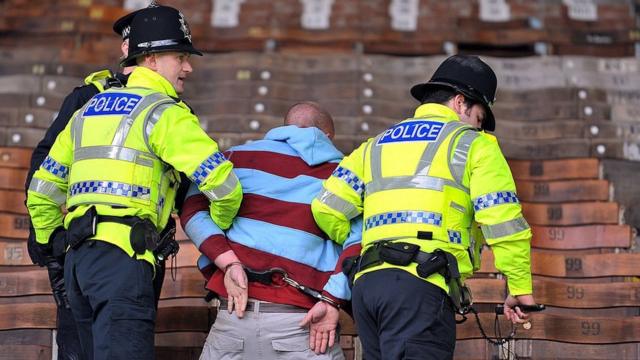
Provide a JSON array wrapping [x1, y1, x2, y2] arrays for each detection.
[[412, 103, 459, 122], [126, 66, 179, 98]]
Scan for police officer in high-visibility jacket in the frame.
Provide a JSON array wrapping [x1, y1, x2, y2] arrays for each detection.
[[311, 55, 538, 360], [26, 5, 242, 360], [23, 14, 141, 360]]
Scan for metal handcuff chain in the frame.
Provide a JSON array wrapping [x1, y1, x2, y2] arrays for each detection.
[[244, 267, 341, 309]]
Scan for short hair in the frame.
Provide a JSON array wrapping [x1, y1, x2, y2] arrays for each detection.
[[284, 101, 334, 138], [421, 87, 478, 108]]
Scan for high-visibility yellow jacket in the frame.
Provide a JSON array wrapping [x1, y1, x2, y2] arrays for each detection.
[[27, 66, 242, 266], [312, 103, 532, 296]]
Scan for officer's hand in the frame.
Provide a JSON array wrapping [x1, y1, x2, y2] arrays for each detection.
[[49, 229, 68, 264], [299, 301, 339, 354], [223, 263, 248, 318], [27, 232, 48, 267], [503, 294, 536, 324], [45, 257, 70, 309]]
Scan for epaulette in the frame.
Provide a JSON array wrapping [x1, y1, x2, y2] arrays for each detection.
[[83, 69, 122, 92]]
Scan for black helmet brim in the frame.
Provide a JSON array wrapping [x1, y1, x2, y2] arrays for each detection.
[[120, 43, 203, 67]]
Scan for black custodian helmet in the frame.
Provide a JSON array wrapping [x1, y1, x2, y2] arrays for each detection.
[[113, 7, 142, 40], [118, 5, 203, 67], [410, 55, 498, 131]]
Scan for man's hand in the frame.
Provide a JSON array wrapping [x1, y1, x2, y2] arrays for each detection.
[[503, 294, 536, 324], [299, 301, 340, 354], [223, 263, 248, 318]]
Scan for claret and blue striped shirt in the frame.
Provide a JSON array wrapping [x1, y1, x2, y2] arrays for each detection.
[[181, 125, 362, 308]]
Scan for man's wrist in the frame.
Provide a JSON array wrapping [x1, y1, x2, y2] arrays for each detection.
[[224, 261, 243, 273], [320, 295, 341, 310]]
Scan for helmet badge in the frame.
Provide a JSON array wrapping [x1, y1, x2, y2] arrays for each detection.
[[178, 12, 191, 42]]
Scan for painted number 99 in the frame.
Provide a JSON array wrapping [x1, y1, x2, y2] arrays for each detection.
[[565, 258, 583, 272], [567, 286, 584, 299], [581, 321, 600, 336]]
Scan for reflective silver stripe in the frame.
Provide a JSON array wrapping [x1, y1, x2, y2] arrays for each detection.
[[73, 115, 86, 151], [316, 188, 360, 220], [112, 93, 169, 147], [366, 175, 468, 195], [370, 134, 383, 179], [201, 173, 239, 201], [74, 146, 155, 167], [450, 201, 466, 213], [111, 117, 134, 146], [72, 101, 93, 150], [415, 122, 467, 176], [448, 129, 479, 187], [481, 217, 530, 239], [28, 178, 66, 205], [144, 102, 174, 152]]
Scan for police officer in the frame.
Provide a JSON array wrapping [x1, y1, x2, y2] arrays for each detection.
[[311, 55, 537, 360], [26, 5, 242, 360], [23, 12, 143, 360]]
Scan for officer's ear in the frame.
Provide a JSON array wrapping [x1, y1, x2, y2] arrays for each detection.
[[138, 53, 158, 70], [451, 94, 467, 114], [120, 40, 129, 60]]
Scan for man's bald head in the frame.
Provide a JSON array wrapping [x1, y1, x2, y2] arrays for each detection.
[[284, 101, 335, 140]]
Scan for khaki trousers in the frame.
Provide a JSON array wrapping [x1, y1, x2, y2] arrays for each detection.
[[200, 300, 345, 360]]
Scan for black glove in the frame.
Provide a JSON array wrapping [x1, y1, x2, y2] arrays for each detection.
[[45, 256, 70, 309], [29, 226, 67, 266], [49, 227, 68, 265], [27, 230, 48, 267]]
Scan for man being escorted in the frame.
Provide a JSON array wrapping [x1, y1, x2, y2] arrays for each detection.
[[27, 6, 242, 360], [181, 102, 361, 359], [312, 55, 537, 360]]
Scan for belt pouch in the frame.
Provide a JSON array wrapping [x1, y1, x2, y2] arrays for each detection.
[[66, 206, 97, 249], [130, 218, 159, 255], [416, 250, 447, 278], [379, 242, 419, 266]]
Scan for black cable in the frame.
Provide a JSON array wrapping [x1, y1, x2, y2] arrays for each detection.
[[469, 306, 521, 359], [469, 307, 516, 346]]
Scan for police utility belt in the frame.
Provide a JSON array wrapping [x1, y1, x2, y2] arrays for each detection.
[[343, 238, 472, 315], [66, 205, 179, 261]]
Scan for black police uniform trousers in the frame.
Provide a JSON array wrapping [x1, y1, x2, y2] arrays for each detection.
[[47, 255, 166, 360], [352, 269, 456, 360], [64, 240, 157, 360]]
